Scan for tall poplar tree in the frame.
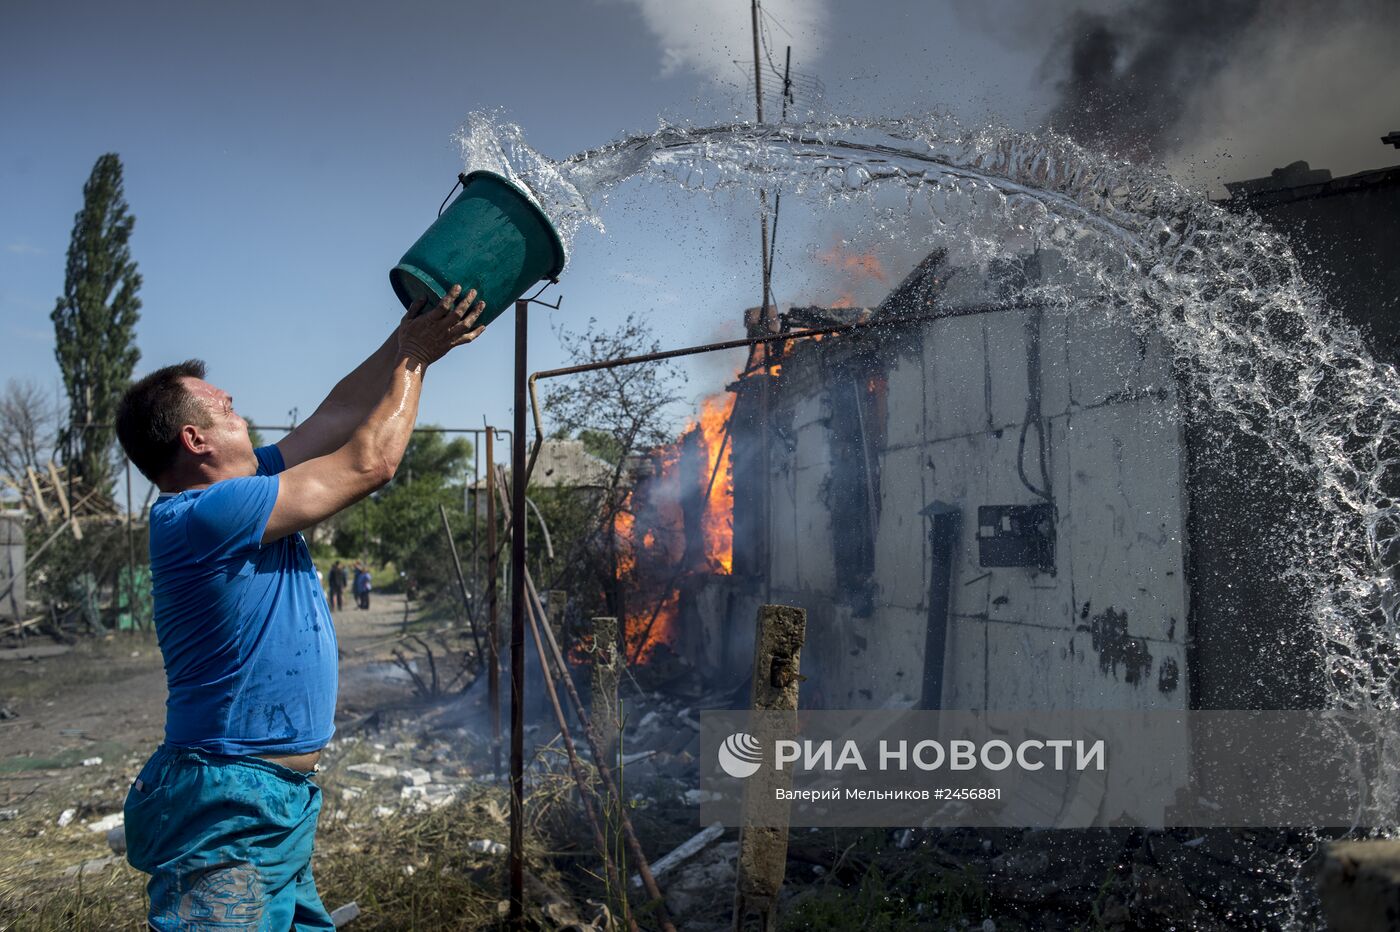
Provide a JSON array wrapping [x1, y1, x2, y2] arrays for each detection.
[[51, 153, 142, 499]]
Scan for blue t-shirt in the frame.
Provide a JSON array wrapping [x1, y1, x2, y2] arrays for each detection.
[[149, 445, 338, 756]]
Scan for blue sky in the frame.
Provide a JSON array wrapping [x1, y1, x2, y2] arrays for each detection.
[[3, 0, 1395, 498]]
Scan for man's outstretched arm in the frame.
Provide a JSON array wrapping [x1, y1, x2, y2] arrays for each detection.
[[277, 291, 476, 469], [262, 287, 485, 543]]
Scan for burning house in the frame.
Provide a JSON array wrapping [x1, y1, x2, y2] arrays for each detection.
[[621, 243, 1328, 722]]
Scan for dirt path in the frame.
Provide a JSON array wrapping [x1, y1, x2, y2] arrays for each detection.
[[0, 593, 425, 830]]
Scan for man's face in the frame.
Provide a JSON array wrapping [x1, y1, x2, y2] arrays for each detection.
[[180, 377, 258, 476]]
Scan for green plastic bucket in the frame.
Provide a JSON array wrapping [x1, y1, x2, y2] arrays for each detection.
[[390, 170, 565, 327]]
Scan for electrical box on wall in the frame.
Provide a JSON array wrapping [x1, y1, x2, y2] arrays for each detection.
[[977, 504, 1055, 573]]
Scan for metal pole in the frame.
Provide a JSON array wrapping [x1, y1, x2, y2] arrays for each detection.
[[124, 457, 138, 630], [751, 2, 776, 607], [470, 431, 480, 598], [751, 0, 772, 312], [509, 299, 528, 928], [439, 503, 483, 661], [486, 427, 500, 779]]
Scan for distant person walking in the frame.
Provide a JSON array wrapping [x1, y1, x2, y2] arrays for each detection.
[[327, 560, 346, 611], [353, 564, 372, 610]]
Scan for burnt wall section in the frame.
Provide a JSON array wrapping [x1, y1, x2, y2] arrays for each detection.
[[730, 377, 769, 580], [1184, 412, 1325, 709], [745, 292, 1192, 717]]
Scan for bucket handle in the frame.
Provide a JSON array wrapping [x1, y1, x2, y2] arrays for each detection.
[[437, 172, 470, 217]]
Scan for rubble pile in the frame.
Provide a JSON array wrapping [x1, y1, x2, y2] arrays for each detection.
[[314, 674, 1325, 930]]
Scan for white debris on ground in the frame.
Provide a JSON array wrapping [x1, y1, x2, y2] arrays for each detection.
[[86, 811, 123, 833], [344, 762, 398, 781], [329, 900, 361, 928]]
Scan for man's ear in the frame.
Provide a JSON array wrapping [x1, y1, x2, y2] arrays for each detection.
[[179, 422, 208, 456]]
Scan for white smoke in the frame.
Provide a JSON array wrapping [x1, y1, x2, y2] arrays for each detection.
[[615, 0, 829, 86]]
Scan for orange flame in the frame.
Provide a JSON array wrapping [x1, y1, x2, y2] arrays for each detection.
[[696, 393, 735, 575], [613, 504, 636, 579], [818, 241, 887, 309], [614, 389, 737, 662]]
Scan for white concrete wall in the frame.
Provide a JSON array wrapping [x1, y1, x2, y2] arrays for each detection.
[[762, 304, 1189, 710], [749, 297, 1192, 823]]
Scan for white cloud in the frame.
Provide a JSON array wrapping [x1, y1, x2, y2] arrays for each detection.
[[6, 241, 44, 256], [617, 0, 829, 87]]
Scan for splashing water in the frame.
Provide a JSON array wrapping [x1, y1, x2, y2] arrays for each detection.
[[459, 111, 1400, 723], [462, 114, 1400, 923]]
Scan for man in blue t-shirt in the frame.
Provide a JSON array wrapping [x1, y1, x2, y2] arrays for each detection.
[[115, 285, 485, 930]]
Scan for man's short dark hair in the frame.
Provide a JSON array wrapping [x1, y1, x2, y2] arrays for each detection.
[[116, 360, 210, 482]]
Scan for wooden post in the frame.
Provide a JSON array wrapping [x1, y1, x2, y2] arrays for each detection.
[[1320, 840, 1400, 931], [46, 462, 71, 521], [733, 604, 806, 932], [25, 468, 52, 526], [590, 617, 621, 770]]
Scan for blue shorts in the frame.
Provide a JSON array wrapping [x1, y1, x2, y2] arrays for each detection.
[[124, 745, 335, 931]]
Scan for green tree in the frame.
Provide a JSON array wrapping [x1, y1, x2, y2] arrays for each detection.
[[51, 153, 142, 500], [330, 429, 473, 597], [542, 313, 687, 622]]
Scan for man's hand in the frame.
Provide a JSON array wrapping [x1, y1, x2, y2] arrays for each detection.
[[398, 285, 487, 367]]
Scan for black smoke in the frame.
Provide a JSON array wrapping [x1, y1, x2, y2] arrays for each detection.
[[1042, 0, 1264, 161]]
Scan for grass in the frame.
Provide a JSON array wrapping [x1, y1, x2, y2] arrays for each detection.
[[781, 831, 992, 932], [0, 761, 599, 931]]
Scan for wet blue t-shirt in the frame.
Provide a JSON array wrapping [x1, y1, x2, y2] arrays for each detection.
[[149, 445, 338, 756]]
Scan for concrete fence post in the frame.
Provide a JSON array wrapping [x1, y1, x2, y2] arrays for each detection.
[[733, 603, 806, 932], [589, 616, 621, 770]]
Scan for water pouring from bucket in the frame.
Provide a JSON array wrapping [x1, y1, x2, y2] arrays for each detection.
[[390, 170, 566, 327]]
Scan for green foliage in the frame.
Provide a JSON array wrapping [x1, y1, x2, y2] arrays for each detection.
[[328, 429, 474, 599], [28, 522, 149, 631], [51, 153, 142, 500]]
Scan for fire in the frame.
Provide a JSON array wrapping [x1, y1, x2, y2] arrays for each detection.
[[696, 393, 735, 574], [612, 504, 636, 579], [614, 389, 737, 662], [818, 241, 887, 308]]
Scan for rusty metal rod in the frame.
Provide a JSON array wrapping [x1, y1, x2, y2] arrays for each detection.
[[438, 503, 484, 664], [493, 468, 678, 932], [523, 301, 1048, 490], [523, 320, 873, 497], [523, 585, 639, 932], [524, 562, 678, 932]]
